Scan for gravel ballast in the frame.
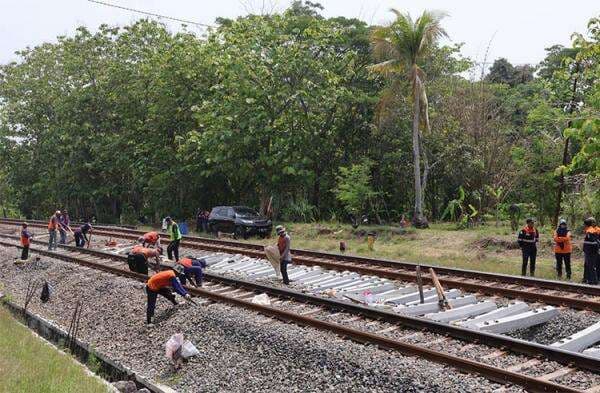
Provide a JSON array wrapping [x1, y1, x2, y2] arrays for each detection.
[[0, 244, 523, 393]]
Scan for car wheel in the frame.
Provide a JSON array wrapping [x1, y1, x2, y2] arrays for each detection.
[[234, 226, 246, 240]]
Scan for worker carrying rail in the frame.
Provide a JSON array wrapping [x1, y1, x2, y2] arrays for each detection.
[[74, 223, 93, 248], [129, 245, 161, 274], [146, 265, 191, 325], [517, 218, 539, 277], [138, 231, 162, 251], [178, 256, 206, 287]]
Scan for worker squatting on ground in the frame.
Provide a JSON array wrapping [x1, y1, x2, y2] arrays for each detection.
[[583, 218, 600, 285], [178, 256, 206, 287], [138, 231, 162, 251], [165, 217, 182, 262], [130, 245, 161, 273], [146, 265, 190, 325], [20, 223, 32, 260], [58, 209, 71, 244], [47, 211, 61, 250], [74, 223, 92, 247], [517, 218, 539, 276], [553, 219, 572, 280], [276, 225, 292, 285]]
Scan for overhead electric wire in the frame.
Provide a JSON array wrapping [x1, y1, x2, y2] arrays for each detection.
[[86, 0, 214, 28]]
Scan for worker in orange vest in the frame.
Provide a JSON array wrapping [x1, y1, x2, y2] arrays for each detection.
[[582, 218, 600, 285], [178, 256, 206, 287], [47, 211, 60, 251], [553, 219, 572, 280], [20, 222, 33, 260], [138, 231, 162, 252], [146, 266, 190, 324], [517, 218, 539, 276], [129, 245, 161, 274]]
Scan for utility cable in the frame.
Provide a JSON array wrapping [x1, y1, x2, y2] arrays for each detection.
[[86, 0, 214, 28]]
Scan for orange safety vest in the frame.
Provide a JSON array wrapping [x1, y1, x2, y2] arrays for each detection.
[[20, 231, 30, 247], [143, 232, 159, 244], [553, 230, 572, 254], [179, 257, 193, 268], [48, 216, 58, 230], [147, 270, 176, 291], [132, 245, 159, 259]]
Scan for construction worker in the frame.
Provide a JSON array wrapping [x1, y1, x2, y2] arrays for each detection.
[[129, 245, 161, 274], [145, 265, 190, 325], [58, 209, 71, 244], [276, 225, 291, 285], [178, 256, 206, 287], [20, 222, 33, 260], [74, 223, 92, 248], [47, 211, 60, 250], [553, 219, 572, 280], [517, 218, 539, 276], [165, 217, 182, 262], [138, 231, 162, 251], [582, 218, 599, 285]]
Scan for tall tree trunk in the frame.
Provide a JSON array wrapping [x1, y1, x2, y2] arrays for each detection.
[[552, 64, 580, 226], [412, 78, 424, 227]]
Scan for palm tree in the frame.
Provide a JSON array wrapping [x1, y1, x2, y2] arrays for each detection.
[[370, 9, 448, 227]]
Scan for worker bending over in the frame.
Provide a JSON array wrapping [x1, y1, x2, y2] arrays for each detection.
[[20, 223, 33, 260], [165, 217, 182, 262], [553, 219, 572, 280], [74, 223, 92, 248], [178, 256, 206, 287], [517, 218, 539, 276], [583, 217, 600, 285], [130, 245, 161, 274], [138, 231, 162, 251], [146, 265, 190, 324]]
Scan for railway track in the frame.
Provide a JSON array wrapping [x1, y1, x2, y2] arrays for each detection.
[[0, 233, 599, 392], [2, 218, 600, 312]]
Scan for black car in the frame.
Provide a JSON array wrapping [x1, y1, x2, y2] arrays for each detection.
[[208, 206, 272, 239]]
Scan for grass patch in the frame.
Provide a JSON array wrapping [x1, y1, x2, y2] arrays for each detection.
[[230, 221, 585, 281], [0, 307, 109, 393]]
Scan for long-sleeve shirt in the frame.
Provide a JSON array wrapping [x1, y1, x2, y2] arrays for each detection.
[[517, 227, 539, 250], [20, 229, 32, 246], [277, 234, 292, 262], [147, 270, 188, 296]]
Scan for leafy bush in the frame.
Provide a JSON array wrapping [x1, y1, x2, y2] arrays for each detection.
[[280, 199, 317, 222]]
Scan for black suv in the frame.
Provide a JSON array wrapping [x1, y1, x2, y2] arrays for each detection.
[[208, 206, 272, 239]]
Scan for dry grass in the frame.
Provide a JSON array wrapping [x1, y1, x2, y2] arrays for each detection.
[[0, 306, 109, 393], [232, 222, 586, 282]]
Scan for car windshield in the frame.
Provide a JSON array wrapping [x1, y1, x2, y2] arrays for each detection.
[[235, 207, 258, 216]]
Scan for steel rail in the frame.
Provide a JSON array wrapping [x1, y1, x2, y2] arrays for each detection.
[[1, 235, 598, 374], [3, 217, 598, 298], [3, 220, 600, 312], [0, 239, 591, 392]]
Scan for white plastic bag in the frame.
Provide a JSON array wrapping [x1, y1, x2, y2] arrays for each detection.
[[165, 333, 184, 360], [181, 340, 200, 359], [264, 245, 282, 278], [251, 293, 271, 306]]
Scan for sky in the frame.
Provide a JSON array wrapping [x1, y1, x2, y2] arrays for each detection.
[[1, 0, 598, 67]]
